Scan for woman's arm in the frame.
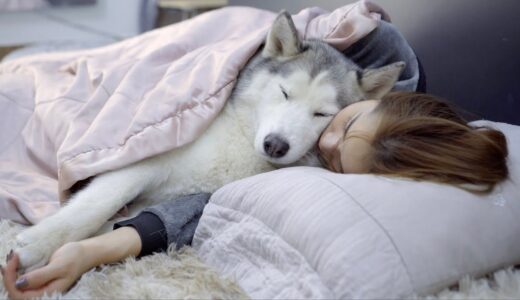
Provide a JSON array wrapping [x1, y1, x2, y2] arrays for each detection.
[[1, 192, 210, 299], [80, 226, 142, 267], [2, 227, 141, 299]]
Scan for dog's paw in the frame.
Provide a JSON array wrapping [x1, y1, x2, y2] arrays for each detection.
[[15, 228, 63, 273], [14, 242, 51, 273], [15, 228, 37, 247]]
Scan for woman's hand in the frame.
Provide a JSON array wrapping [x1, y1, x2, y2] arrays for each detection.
[[2, 242, 89, 299], [1, 226, 142, 299]]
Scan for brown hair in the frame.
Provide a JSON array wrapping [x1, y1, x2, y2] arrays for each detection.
[[367, 92, 509, 193]]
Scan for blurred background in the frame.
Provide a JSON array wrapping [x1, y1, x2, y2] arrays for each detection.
[[0, 0, 518, 124]]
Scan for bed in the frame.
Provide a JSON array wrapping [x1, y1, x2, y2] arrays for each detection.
[[1, 1, 519, 299]]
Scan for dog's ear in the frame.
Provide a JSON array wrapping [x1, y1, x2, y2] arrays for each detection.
[[263, 11, 301, 58], [357, 62, 406, 99]]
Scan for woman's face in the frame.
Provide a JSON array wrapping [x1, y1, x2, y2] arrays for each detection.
[[318, 100, 381, 173]]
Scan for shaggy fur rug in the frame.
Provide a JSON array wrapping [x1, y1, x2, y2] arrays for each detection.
[[1, 219, 519, 299], [0, 220, 246, 299]]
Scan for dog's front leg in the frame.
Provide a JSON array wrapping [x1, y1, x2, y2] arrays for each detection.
[[15, 164, 155, 272]]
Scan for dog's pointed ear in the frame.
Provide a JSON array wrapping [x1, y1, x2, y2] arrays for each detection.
[[356, 62, 406, 99], [263, 11, 301, 58]]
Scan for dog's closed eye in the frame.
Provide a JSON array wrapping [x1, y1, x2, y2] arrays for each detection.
[[279, 84, 289, 100], [314, 112, 333, 117]]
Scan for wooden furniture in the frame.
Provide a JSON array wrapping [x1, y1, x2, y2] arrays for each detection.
[[158, 0, 228, 20]]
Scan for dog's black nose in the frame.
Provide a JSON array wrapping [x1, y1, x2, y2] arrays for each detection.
[[263, 134, 290, 158]]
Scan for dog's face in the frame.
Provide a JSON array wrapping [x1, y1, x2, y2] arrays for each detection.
[[248, 67, 342, 165], [235, 12, 405, 166]]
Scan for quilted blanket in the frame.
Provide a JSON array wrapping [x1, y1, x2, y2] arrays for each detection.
[[0, 1, 387, 224]]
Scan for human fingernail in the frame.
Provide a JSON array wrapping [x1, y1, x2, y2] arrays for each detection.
[[6, 249, 13, 263], [15, 277, 28, 289]]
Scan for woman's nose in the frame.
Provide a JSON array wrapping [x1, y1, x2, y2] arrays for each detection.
[[318, 132, 339, 155]]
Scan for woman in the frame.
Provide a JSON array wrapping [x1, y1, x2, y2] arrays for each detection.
[[1, 92, 509, 298], [319, 92, 508, 190]]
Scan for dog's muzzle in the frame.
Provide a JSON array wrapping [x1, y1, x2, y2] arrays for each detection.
[[263, 134, 290, 158]]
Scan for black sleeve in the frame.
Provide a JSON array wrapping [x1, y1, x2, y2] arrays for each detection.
[[113, 212, 168, 258], [112, 193, 211, 258]]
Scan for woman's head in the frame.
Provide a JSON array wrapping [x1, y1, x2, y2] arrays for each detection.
[[318, 92, 509, 193]]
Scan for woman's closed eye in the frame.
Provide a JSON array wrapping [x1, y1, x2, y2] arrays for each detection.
[[343, 113, 361, 140]]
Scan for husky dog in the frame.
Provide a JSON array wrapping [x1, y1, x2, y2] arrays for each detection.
[[15, 12, 404, 271]]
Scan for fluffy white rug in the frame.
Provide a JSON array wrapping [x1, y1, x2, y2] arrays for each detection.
[[1, 219, 519, 299], [0, 220, 246, 299]]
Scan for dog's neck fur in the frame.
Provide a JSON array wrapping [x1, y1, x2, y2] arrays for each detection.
[[139, 97, 275, 200], [223, 93, 257, 143]]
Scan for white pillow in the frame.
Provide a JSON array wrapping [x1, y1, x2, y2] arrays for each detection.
[[192, 121, 520, 299]]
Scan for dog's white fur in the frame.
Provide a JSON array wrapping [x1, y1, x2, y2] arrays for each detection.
[[15, 12, 404, 272]]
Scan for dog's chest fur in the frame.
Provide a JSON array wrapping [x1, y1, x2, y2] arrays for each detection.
[[138, 102, 275, 203]]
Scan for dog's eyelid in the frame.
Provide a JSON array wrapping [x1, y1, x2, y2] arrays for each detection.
[[313, 112, 333, 117], [279, 84, 289, 100]]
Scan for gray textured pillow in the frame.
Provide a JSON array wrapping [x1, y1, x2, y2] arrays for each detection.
[[193, 121, 520, 298]]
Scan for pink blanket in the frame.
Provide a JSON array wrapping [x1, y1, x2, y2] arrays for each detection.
[[0, 1, 387, 224]]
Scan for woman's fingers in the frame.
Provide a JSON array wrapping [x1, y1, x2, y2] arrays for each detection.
[[40, 278, 74, 297], [14, 261, 62, 291], [2, 252, 67, 300], [3, 251, 19, 286], [2, 253, 27, 299], [10, 278, 71, 299]]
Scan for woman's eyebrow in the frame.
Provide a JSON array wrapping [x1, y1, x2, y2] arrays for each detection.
[[343, 113, 361, 140]]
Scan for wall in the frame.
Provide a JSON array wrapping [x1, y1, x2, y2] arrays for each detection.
[[0, 0, 144, 45], [229, 0, 520, 124]]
